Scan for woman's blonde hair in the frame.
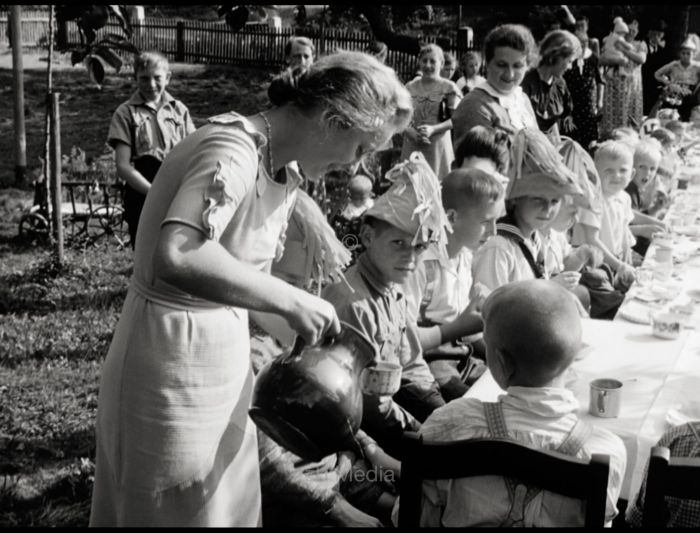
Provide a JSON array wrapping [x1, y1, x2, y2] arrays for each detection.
[[538, 30, 582, 67], [268, 50, 413, 133]]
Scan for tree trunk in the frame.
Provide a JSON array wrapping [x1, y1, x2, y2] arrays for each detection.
[[11, 6, 26, 187], [357, 6, 421, 56]]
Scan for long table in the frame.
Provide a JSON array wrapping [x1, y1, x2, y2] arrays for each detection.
[[464, 186, 700, 502]]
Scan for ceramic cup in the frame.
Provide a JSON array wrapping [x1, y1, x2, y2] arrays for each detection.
[[652, 232, 673, 249], [651, 312, 683, 340], [589, 378, 623, 418], [654, 246, 673, 263], [361, 362, 402, 396]]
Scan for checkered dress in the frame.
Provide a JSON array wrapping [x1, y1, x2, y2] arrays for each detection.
[[627, 422, 700, 527]]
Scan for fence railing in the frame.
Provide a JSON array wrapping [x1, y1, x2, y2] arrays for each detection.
[[0, 11, 478, 82]]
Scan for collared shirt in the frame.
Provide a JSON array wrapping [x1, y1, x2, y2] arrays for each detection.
[[393, 387, 626, 527], [599, 191, 635, 263], [627, 422, 700, 528], [107, 90, 196, 162], [322, 254, 434, 386], [451, 81, 538, 150], [472, 226, 544, 292], [403, 243, 473, 326], [322, 253, 438, 452]]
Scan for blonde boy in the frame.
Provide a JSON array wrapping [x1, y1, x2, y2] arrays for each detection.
[[626, 140, 671, 230], [108, 51, 196, 247], [575, 141, 638, 284]]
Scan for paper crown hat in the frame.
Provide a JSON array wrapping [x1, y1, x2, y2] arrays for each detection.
[[557, 136, 602, 215], [505, 129, 585, 203], [680, 35, 698, 50], [364, 151, 452, 259]]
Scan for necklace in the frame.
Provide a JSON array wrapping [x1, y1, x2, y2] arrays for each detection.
[[259, 111, 274, 177]]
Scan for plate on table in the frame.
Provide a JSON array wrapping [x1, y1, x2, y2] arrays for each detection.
[[617, 301, 652, 324]]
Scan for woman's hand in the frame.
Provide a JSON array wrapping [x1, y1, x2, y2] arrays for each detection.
[[284, 289, 341, 346], [417, 124, 435, 140]]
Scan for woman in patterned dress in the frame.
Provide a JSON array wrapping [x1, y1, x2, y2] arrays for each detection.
[[88, 51, 413, 527], [600, 18, 648, 133], [401, 44, 461, 180], [564, 30, 605, 150]]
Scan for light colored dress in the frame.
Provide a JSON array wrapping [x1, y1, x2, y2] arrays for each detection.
[[601, 40, 647, 132], [401, 77, 461, 180], [89, 112, 301, 526]]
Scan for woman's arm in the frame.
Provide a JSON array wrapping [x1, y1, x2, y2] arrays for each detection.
[[154, 222, 340, 344], [114, 142, 152, 195], [622, 41, 647, 65]]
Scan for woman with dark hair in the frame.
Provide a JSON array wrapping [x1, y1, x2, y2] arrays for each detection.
[[451, 24, 539, 148], [521, 29, 580, 139], [453, 125, 510, 174], [89, 51, 413, 527]]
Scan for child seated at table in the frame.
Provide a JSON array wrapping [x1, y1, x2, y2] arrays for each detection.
[[574, 140, 639, 287], [649, 128, 682, 195], [357, 280, 627, 526], [626, 421, 700, 528], [323, 152, 450, 458], [472, 129, 586, 293], [402, 167, 505, 401], [625, 139, 670, 256]]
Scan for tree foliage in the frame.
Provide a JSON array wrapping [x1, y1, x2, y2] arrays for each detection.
[[54, 5, 138, 88]]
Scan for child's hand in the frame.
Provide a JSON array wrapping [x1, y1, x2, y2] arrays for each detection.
[[466, 282, 491, 314], [552, 271, 582, 290], [614, 263, 636, 289], [355, 430, 400, 475]]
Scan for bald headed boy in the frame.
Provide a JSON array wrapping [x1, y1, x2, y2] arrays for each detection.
[[417, 280, 627, 527]]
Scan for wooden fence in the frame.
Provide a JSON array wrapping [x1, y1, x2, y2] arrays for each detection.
[[0, 9, 53, 48], [0, 11, 478, 82]]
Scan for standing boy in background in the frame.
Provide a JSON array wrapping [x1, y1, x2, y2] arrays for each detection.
[[107, 51, 196, 248]]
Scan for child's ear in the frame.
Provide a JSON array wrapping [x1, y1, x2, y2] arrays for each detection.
[[360, 224, 375, 248], [445, 207, 458, 225], [629, 167, 636, 182]]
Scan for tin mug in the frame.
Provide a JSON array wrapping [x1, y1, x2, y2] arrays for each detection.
[[589, 378, 622, 418]]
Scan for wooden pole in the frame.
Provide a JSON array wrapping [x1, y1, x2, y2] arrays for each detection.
[[50, 92, 64, 266], [10, 5, 26, 186], [44, 5, 54, 227]]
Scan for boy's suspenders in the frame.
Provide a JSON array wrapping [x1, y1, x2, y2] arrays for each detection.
[[496, 227, 545, 280], [482, 401, 594, 527]]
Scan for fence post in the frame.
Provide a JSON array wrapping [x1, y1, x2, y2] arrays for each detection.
[[176, 21, 185, 62], [49, 92, 64, 266], [457, 27, 473, 57]]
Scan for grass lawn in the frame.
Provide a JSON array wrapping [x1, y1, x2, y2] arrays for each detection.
[[0, 51, 279, 526]]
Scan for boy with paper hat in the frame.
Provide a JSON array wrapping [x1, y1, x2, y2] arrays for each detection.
[[402, 167, 505, 401], [472, 128, 586, 294], [323, 152, 450, 458]]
